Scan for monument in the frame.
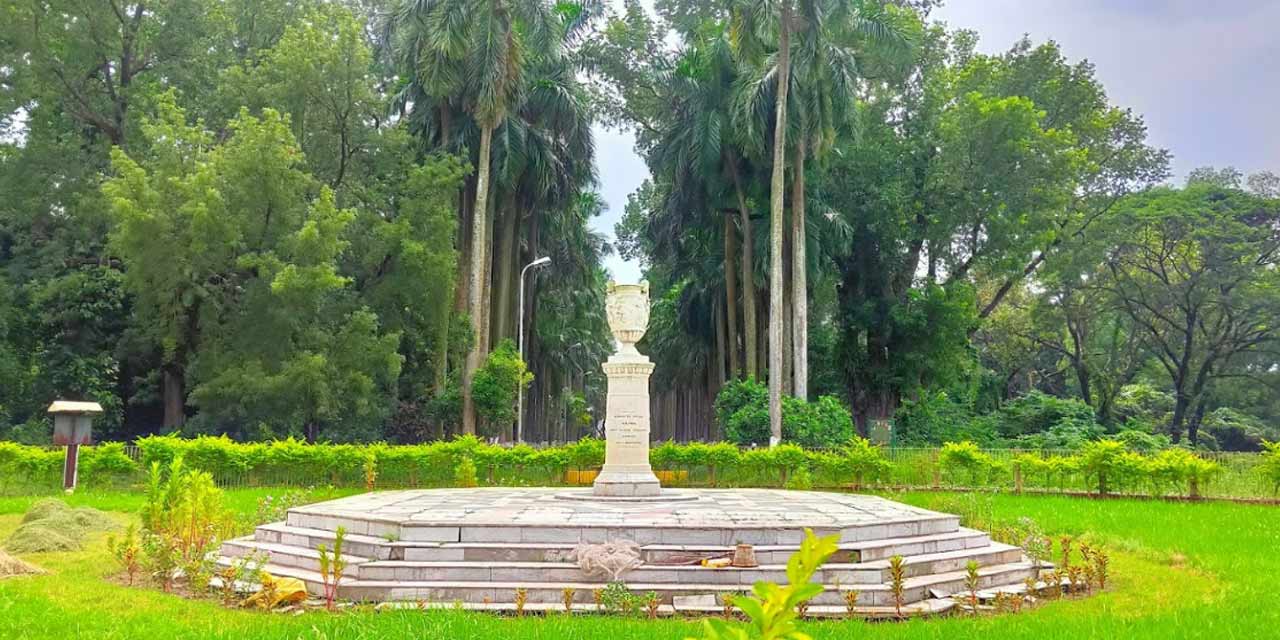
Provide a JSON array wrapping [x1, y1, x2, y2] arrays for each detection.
[[216, 281, 1043, 616], [592, 281, 662, 497]]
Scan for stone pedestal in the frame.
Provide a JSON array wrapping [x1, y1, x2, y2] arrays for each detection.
[[593, 359, 660, 497], [593, 281, 662, 497]]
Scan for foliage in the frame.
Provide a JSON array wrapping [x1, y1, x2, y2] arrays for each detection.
[[1075, 440, 1140, 495], [470, 340, 533, 434], [714, 379, 854, 448], [107, 524, 142, 586], [938, 441, 1004, 486], [316, 527, 347, 611], [140, 457, 234, 589], [598, 582, 645, 617], [453, 457, 479, 489], [692, 530, 838, 640]]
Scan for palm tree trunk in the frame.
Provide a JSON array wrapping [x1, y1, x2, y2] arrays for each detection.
[[767, 0, 792, 447], [723, 214, 741, 378], [493, 198, 518, 344], [730, 162, 758, 380], [463, 123, 495, 435], [791, 139, 808, 400]]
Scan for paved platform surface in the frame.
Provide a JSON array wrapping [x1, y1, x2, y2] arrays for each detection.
[[288, 487, 951, 530]]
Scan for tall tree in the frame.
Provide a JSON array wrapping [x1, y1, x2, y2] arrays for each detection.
[[1100, 182, 1280, 444]]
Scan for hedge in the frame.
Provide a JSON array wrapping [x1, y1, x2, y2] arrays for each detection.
[[0, 435, 1272, 499]]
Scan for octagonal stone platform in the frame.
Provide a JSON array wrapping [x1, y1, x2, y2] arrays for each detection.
[[219, 488, 1040, 613]]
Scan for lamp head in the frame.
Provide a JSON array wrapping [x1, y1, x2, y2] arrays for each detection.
[[532, 256, 551, 268]]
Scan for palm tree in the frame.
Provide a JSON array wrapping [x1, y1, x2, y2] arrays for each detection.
[[388, 0, 570, 434], [787, 0, 911, 400], [733, 0, 911, 443]]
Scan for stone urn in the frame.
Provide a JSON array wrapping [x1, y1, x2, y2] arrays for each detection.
[[605, 281, 650, 358]]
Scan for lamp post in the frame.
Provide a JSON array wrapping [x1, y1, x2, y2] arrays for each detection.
[[517, 256, 551, 443]]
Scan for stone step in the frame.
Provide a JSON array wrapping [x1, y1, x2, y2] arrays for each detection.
[[852, 527, 992, 562], [283, 511, 961, 546], [222, 538, 372, 570], [222, 558, 1037, 608], [353, 543, 1022, 586], [253, 522, 988, 565]]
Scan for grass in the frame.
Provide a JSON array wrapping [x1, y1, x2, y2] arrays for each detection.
[[0, 488, 1276, 639]]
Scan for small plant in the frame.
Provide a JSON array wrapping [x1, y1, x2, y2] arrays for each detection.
[[1067, 566, 1085, 594], [1059, 535, 1074, 573], [692, 529, 838, 640], [107, 524, 142, 586], [720, 593, 736, 618], [216, 551, 265, 604], [1010, 593, 1025, 613], [382, 531, 399, 542], [964, 560, 981, 615], [562, 587, 576, 612], [795, 600, 809, 617], [889, 554, 907, 619], [363, 453, 379, 490], [592, 588, 604, 609], [993, 591, 1009, 613], [599, 581, 649, 616], [645, 591, 661, 619], [141, 533, 179, 592], [316, 526, 348, 611], [1094, 549, 1110, 590], [1041, 570, 1061, 598], [1023, 575, 1039, 598], [843, 589, 860, 616], [514, 587, 528, 616]]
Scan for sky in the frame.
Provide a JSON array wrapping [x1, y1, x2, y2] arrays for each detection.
[[590, 0, 1280, 283]]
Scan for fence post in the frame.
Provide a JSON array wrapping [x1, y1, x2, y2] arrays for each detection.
[[932, 451, 941, 489], [1014, 462, 1023, 495]]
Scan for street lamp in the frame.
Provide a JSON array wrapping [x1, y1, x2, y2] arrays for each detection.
[[517, 256, 552, 443]]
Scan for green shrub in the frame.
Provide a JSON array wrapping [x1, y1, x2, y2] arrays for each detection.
[[939, 441, 1004, 485], [842, 437, 892, 488], [785, 395, 855, 449], [1114, 428, 1172, 453], [79, 442, 139, 482], [895, 390, 1000, 446], [714, 378, 854, 448], [470, 339, 532, 434], [998, 391, 1097, 439], [1075, 440, 1135, 495], [1147, 448, 1221, 497]]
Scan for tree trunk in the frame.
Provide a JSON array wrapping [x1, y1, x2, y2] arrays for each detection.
[[790, 140, 808, 400], [162, 365, 185, 428], [767, 1, 792, 447], [724, 214, 741, 378], [731, 165, 759, 380], [462, 123, 495, 435], [715, 301, 728, 388], [493, 199, 518, 345]]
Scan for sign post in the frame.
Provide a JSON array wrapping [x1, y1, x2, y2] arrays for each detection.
[[48, 401, 103, 492]]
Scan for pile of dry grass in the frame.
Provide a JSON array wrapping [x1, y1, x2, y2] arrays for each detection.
[[4, 498, 118, 554], [0, 549, 44, 578]]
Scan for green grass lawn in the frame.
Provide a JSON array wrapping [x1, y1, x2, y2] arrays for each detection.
[[0, 488, 1276, 639]]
